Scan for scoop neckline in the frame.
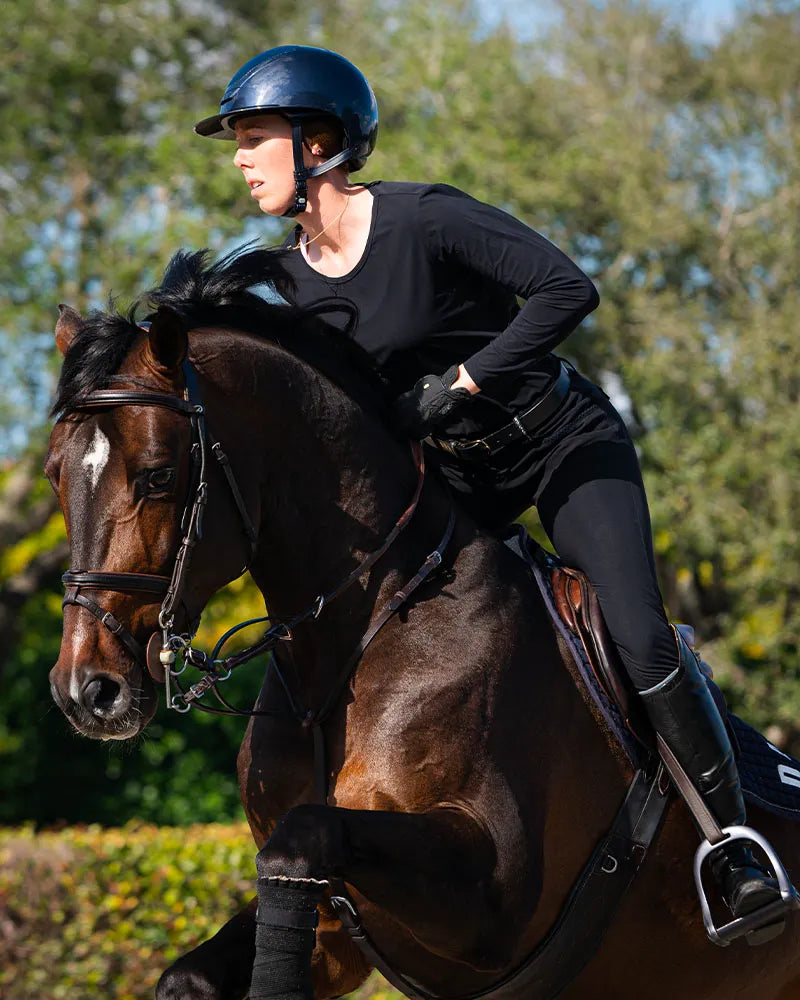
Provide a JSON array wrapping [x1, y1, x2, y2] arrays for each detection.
[[296, 181, 381, 285]]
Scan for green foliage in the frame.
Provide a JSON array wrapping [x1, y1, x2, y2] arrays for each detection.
[[2, 0, 800, 831], [0, 574, 273, 827], [0, 822, 400, 1000], [0, 821, 254, 1000]]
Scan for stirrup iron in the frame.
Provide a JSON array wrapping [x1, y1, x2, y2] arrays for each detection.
[[694, 826, 800, 946]]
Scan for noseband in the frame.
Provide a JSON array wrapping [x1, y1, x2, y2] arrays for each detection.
[[60, 361, 258, 685]]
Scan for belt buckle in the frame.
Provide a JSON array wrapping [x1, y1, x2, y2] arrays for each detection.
[[428, 436, 459, 457], [456, 438, 491, 461], [428, 436, 491, 461]]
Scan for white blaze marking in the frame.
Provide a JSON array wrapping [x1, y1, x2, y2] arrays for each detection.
[[69, 669, 82, 704], [82, 427, 110, 491]]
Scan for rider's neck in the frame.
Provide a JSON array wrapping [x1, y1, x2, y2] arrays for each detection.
[[298, 178, 373, 276]]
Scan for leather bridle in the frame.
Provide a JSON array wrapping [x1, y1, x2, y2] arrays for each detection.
[[57, 358, 446, 724], [60, 362, 257, 689]]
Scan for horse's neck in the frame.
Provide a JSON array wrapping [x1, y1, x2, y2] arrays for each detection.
[[194, 328, 430, 652]]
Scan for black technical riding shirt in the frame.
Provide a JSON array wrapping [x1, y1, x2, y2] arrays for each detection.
[[277, 181, 630, 525]]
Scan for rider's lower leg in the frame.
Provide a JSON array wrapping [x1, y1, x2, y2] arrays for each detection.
[[639, 625, 789, 944]]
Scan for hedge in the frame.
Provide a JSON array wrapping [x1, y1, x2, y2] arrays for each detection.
[[0, 822, 399, 1000]]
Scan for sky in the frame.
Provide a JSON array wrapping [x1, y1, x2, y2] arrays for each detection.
[[479, 0, 744, 42]]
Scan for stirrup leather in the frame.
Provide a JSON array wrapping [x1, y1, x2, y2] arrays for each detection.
[[694, 826, 800, 946]]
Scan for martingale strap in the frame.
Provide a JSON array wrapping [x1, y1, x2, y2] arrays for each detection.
[[329, 765, 670, 1000]]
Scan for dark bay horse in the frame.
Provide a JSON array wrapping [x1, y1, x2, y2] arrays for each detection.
[[46, 250, 800, 999]]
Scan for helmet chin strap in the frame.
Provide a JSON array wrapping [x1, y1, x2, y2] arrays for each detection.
[[282, 119, 357, 218]]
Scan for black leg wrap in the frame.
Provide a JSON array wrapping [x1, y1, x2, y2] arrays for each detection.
[[249, 878, 325, 1000]]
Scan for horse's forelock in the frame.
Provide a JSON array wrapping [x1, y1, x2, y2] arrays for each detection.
[[51, 307, 142, 417]]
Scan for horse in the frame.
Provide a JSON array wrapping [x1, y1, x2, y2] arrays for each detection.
[[46, 248, 800, 1000]]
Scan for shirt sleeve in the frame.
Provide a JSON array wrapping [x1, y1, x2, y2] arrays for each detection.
[[417, 184, 598, 393]]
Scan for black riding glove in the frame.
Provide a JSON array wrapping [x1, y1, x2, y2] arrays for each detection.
[[391, 365, 474, 439]]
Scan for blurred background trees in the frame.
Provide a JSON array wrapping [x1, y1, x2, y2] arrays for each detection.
[[2, 0, 799, 826]]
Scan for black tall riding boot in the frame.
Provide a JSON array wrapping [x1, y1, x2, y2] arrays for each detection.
[[639, 626, 784, 944]]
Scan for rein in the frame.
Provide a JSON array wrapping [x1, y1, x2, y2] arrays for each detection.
[[59, 360, 452, 749]]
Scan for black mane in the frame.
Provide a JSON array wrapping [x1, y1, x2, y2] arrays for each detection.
[[52, 246, 389, 417]]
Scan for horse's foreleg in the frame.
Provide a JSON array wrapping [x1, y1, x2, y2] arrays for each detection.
[[155, 898, 257, 1000], [248, 803, 502, 1000]]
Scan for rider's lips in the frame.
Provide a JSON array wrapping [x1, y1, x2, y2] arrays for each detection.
[[246, 178, 265, 195]]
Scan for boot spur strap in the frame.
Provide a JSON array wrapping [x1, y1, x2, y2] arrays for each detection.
[[694, 825, 800, 946]]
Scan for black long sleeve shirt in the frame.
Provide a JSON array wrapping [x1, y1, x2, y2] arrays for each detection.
[[275, 180, 625, 524], [278, 181, 598, 440]]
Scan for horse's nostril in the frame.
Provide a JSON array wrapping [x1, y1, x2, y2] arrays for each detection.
[[82, 675, 123, 717]]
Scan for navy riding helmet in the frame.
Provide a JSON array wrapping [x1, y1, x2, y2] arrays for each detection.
[[195, 45, 379, 218]]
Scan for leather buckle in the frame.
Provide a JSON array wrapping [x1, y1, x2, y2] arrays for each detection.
[[428, 436, 460, 457], [457, 438, 491, 460], [427, 434, 492, 461]]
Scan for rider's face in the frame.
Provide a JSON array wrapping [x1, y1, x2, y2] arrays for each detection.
[[233, 114, 300, 217]]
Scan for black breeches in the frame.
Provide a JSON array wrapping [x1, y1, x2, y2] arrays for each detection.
[[537, 440, 679, 691]]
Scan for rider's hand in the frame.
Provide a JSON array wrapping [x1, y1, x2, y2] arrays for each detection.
[[391, 364, 476, 439]]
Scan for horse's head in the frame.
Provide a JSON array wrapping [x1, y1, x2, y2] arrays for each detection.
[[45, 246, 413, 739], [46, 303, 249, 739]]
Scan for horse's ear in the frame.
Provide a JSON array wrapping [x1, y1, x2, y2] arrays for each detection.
[[55, 304, 82, 356], [145, 305, 188, 373]]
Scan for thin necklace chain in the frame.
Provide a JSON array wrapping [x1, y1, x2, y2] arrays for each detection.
[[289, 197, 349, 252]]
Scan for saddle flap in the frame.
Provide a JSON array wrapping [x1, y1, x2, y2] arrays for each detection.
[[551, 565, 651, 746]]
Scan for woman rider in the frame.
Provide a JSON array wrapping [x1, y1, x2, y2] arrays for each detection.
[[195, 44, 787, 940]]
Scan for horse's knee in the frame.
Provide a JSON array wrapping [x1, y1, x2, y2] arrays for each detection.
[[256, 803, 346, 879]]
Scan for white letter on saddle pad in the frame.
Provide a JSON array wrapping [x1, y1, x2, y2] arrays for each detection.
[[82, 426, 110, 491], [777, 764, 800, 789]]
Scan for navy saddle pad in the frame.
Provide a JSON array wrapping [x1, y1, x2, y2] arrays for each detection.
[[501, 523, 800, 824], [730, 715, 800, 822]]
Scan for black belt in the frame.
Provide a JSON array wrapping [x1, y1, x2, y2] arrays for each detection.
[[427, 362, 571, 462]]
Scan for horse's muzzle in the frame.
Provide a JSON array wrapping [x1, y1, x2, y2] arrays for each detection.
[[49, 661, 154, 739]]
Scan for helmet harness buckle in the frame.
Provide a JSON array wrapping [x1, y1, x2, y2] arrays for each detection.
[[285, 119, 359, 218]]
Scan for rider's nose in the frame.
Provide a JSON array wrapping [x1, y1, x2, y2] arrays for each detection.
[[80, 673, 130, 720]]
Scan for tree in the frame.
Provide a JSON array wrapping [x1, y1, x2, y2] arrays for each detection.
[[2, 0, 800, 825]]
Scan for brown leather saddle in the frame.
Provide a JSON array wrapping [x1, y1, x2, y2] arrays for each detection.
[[550, 564, 717, 748]]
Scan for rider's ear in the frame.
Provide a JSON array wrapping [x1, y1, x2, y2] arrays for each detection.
[[55, 304, 83, 356], [145, 305, 188, 373]]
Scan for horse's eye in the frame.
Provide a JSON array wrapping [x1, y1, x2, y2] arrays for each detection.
[[146, 468, 175, 496]]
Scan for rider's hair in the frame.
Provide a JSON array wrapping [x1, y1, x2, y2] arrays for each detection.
[[301, 116, 346, 166]]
